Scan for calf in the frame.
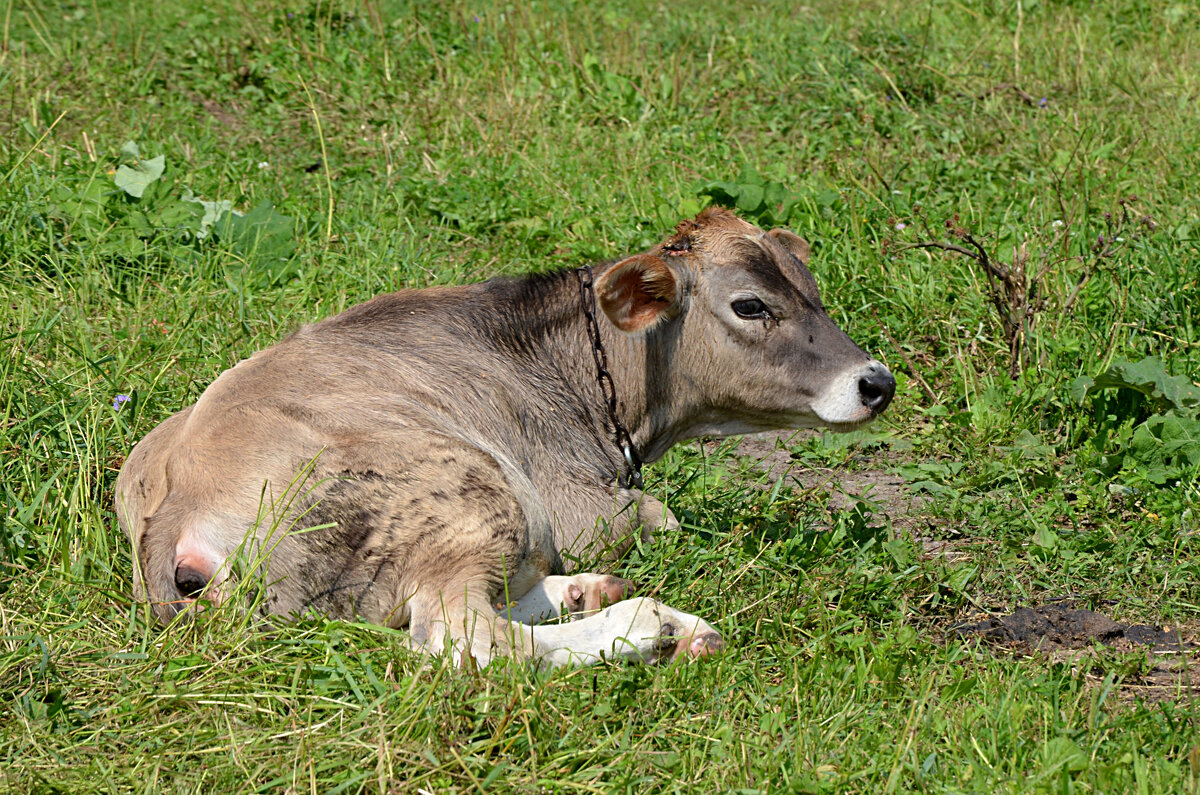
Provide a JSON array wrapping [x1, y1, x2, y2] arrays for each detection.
[[115, 208, 894, 667]]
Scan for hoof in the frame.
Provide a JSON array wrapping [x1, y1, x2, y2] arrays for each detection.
[[687, 631, 724, 658], [586, 575, 633, 611], [672, 634, 724, 662], [664, 626, 724, 662], [573, 574, 634, 614]]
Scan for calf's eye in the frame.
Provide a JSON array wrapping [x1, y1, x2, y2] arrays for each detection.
[[731, 298, 771, 320]]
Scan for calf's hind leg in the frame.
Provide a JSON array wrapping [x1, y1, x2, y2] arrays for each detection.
[[340, 438, 542, 666], [496, 573, 633, 625], [524, 596, 723, 668], [367, 442, 716, 667], [408, 584, 722, 669]]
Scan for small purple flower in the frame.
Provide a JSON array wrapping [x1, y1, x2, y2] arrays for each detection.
[[113, 394, 131, 411], [1038, 97, 1048, 108]]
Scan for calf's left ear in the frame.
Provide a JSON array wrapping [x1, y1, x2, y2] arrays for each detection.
[[767, 228, 811, 265], [595, 254, 679, 333]]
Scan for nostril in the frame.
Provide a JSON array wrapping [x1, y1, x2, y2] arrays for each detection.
[[858, 371, 896, 414], [175, 563, 210, 599], [859, 378, 882, 401]]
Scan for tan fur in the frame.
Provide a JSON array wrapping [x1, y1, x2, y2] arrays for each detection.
[[115, 208, 894, 667]]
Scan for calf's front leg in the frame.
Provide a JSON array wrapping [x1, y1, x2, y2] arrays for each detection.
[[551, 484, 681, 565]]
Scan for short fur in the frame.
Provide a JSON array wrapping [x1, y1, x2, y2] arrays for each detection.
[[115, 208, 894, 667]]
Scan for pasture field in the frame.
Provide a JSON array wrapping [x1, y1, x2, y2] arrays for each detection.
[[3, 0, 1200, 791]]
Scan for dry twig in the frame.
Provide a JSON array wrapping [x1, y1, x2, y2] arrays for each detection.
[[895, 199, 1154, 380]]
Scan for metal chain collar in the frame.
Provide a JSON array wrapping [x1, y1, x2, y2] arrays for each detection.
[[575, 265, 644, 490]]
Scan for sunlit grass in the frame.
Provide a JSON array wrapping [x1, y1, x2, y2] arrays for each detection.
[[3, 0, 1200, 791]]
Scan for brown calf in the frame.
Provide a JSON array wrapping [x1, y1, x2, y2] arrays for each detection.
[[115, 208, 894, 667]]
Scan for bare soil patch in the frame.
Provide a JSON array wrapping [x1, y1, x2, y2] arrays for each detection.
[[951, 602, 1195, 653], [718, 432, 960, 556], [723, 431, 927, 516], [951, 602, 1200, 702]]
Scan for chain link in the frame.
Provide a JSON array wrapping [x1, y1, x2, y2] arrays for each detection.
[[576, 265, 644, 490]]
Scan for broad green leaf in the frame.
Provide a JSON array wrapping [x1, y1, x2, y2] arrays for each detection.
[[51, 177, 108, 231], [114, 153, 166, 199], [1033, 526, 1059, 549], [700, 180, 740, 204], [1009, 429, 1054, 460], [1068, 375, 1094, 405], [1159, 415, 1200, 465], [943, 563, 976, 592], [1123, 412, 1200, 484], [184, 195, 234, 238], [736, 183, 764, 212], [677, 197, 702, 218], [736, 163, 763, 186], [213, 201, 296, 265], [1074, 356, 1200, 415], [814, 188, 841, 208], [763, 180, 788, 208], [151, 200, 205, 232]]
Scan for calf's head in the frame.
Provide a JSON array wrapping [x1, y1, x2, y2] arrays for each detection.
[[595, 208, 894, 440]]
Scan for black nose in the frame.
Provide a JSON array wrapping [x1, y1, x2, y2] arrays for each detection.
[[858, 367, 896, 415]]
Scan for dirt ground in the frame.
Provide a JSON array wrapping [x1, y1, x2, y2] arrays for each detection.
[[949, 601, 1193, 653], [727, 432, 1200, 702], [716, 431, 956, 557], [951, 601, 1200, 702], [719, 432, 925, 513]]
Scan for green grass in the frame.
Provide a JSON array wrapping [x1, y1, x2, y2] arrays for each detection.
[[3, 0, 1200, 791]]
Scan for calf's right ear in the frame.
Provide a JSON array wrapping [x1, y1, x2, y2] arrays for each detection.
[[595, 254, 679, 333]]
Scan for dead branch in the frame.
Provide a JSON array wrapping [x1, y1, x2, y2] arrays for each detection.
[[895, 198, 1155, 381]]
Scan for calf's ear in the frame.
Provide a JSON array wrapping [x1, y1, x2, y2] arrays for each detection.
[[767, 228, 811, 265], [595, 254, 679, 333]]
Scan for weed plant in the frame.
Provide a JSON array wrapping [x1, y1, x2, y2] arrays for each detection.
[[2, 0, 1200, 792]]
